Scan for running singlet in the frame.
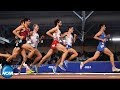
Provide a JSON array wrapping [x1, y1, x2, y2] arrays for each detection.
[[97, 32, 106, 52], [15, 28, 30, 48], [51, 29, 61, 49], [19, 28, 30, 40], [27, 31, 39, 48], [65, 33, 73, 49]]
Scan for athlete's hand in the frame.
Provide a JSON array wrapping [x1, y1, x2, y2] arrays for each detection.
[[74, 34, 77, 37], [106, 34, 110, 39], [15, 36, 18, 39], [102, 39, 106, 42], [41, 35, 45, 39], [19, 36, 25, 40]]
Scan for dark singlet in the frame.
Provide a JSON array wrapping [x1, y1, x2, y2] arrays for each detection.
[[15, 28, 30, 48]]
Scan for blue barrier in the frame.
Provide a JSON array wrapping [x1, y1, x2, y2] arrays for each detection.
[[12, 61, 120, 73]]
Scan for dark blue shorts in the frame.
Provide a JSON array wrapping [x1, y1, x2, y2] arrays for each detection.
[[15, 40, 26, 48], [97, 44, 106, 52]]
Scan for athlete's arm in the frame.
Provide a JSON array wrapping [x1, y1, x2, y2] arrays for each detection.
[[61, 32, 67, 38], [29, 31, 33, 36], [94, 31, 105, 42], [13, 25, 24, 40], [27, 28, 31, 37], [73, 34, 77, 43], [46, 28, 57, 38], [39, 35, 45, 42]]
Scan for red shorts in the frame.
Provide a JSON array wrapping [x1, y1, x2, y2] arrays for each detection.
[[51, 40, 59, 49]]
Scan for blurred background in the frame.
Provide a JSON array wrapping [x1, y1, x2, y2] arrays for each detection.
[[0, 11, 120, 64]]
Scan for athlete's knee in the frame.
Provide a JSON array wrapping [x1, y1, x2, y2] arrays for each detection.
[[29, 49, 35, 54], [64, 49, 69, 54], [30, 47, 35, 51], [75, 52, 78, 57], [36, 53, 42, 58], [39, 54, 42, 58], [37, 56, 42, 60], [7, 54, 11, 57], [32, 49, 36, 53], [23, 56, 27, 61], [12, 54, 18, 59]]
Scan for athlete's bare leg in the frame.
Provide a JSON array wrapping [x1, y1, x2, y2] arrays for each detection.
[[67, 48, 78, 61], [80, 51, 100, 69], [6, 47, 21, 62], [22, 43, 35, 59], [56, 43, 68, 66], [103, 48, 120, 72], [16, 49, 34, 74], [103, 48, 115, 67], [0, 53, 11, 58], [54, 57, 61, 67], [30, 49, 42, 66], [55, 48, 78, 69], [37, 49, 54, 67], [18, 49, 27, 71]]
